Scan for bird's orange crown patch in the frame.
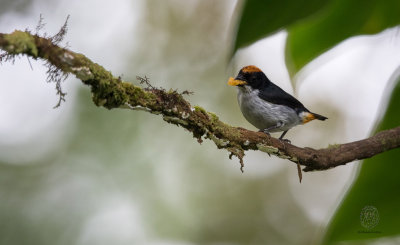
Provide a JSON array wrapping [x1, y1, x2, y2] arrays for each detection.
[[242, 65, 262, 73]]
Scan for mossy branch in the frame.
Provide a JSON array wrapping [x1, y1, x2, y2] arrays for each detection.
[[1, 30, 400, 173]]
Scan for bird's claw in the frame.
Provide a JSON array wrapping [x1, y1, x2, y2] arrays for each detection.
[[280, 138, 291, 144], [259, 129, 291, 144], [259, 129, 271, 136]]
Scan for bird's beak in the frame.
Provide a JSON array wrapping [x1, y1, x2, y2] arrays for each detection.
[[228, 77, 247, 86]]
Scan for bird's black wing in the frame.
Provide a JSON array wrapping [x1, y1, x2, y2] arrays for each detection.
[[257, 83, 308, 113]]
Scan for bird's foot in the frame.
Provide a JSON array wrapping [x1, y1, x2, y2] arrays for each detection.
[[280, 138, 291, 144], [259, 129, 271, 136]]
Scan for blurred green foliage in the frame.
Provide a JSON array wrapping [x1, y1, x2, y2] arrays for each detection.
[[233, 1, 400, 244], [322, 74, 400, 244], [234, 0, 400, 74], [286, 0, 400, 74], [232, 0, 330, 54]]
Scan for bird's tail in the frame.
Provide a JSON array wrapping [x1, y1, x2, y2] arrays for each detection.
[[302, 112, 328, 124]]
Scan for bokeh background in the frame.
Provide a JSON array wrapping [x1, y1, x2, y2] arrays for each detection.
[[1, 0, 399, 244]]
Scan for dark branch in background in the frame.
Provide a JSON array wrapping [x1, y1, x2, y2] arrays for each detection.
[[1, 28, 400, 174]]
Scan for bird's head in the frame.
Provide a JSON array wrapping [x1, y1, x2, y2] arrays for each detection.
[[228, 65, 269, 89]]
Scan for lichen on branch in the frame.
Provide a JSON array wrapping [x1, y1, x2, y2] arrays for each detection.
[[1, 29, 400, 174]]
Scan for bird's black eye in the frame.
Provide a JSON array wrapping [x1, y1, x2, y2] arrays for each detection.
[[242, 72, 253, 81], [248, 72, 259, 83], [246, 71, 266, 88]]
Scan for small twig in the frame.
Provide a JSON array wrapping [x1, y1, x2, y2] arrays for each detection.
[[27, 56, 33, 70], [181, 90, 194, 95], [136, 75, 156, 90], [136, 75, 193, 96], [35, 14, 46, 34], [51, 15, 70, 44], [45, 61, 68, 108], [297, 163, 302, 183]]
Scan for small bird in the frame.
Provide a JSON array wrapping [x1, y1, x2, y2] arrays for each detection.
[[228, 65, 327, 141]]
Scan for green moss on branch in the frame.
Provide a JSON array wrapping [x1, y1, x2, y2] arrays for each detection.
[[1, 30, 400, 174]]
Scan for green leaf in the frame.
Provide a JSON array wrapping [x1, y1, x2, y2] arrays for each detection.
[[232, 0, 331, 54], [322, 72, 400, 244], [286, 0, 400, 74]]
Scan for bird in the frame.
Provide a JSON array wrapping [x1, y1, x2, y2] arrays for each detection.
[[228, 65, 327, 142]]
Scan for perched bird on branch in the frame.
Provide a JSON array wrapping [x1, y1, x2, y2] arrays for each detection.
[[228, 65, 327, 141]]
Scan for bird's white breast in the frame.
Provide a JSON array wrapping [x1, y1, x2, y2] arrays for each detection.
[[236, 86, 301, 132]]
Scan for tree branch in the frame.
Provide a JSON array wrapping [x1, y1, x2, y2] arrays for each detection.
[[1, 30, 400, 172]]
